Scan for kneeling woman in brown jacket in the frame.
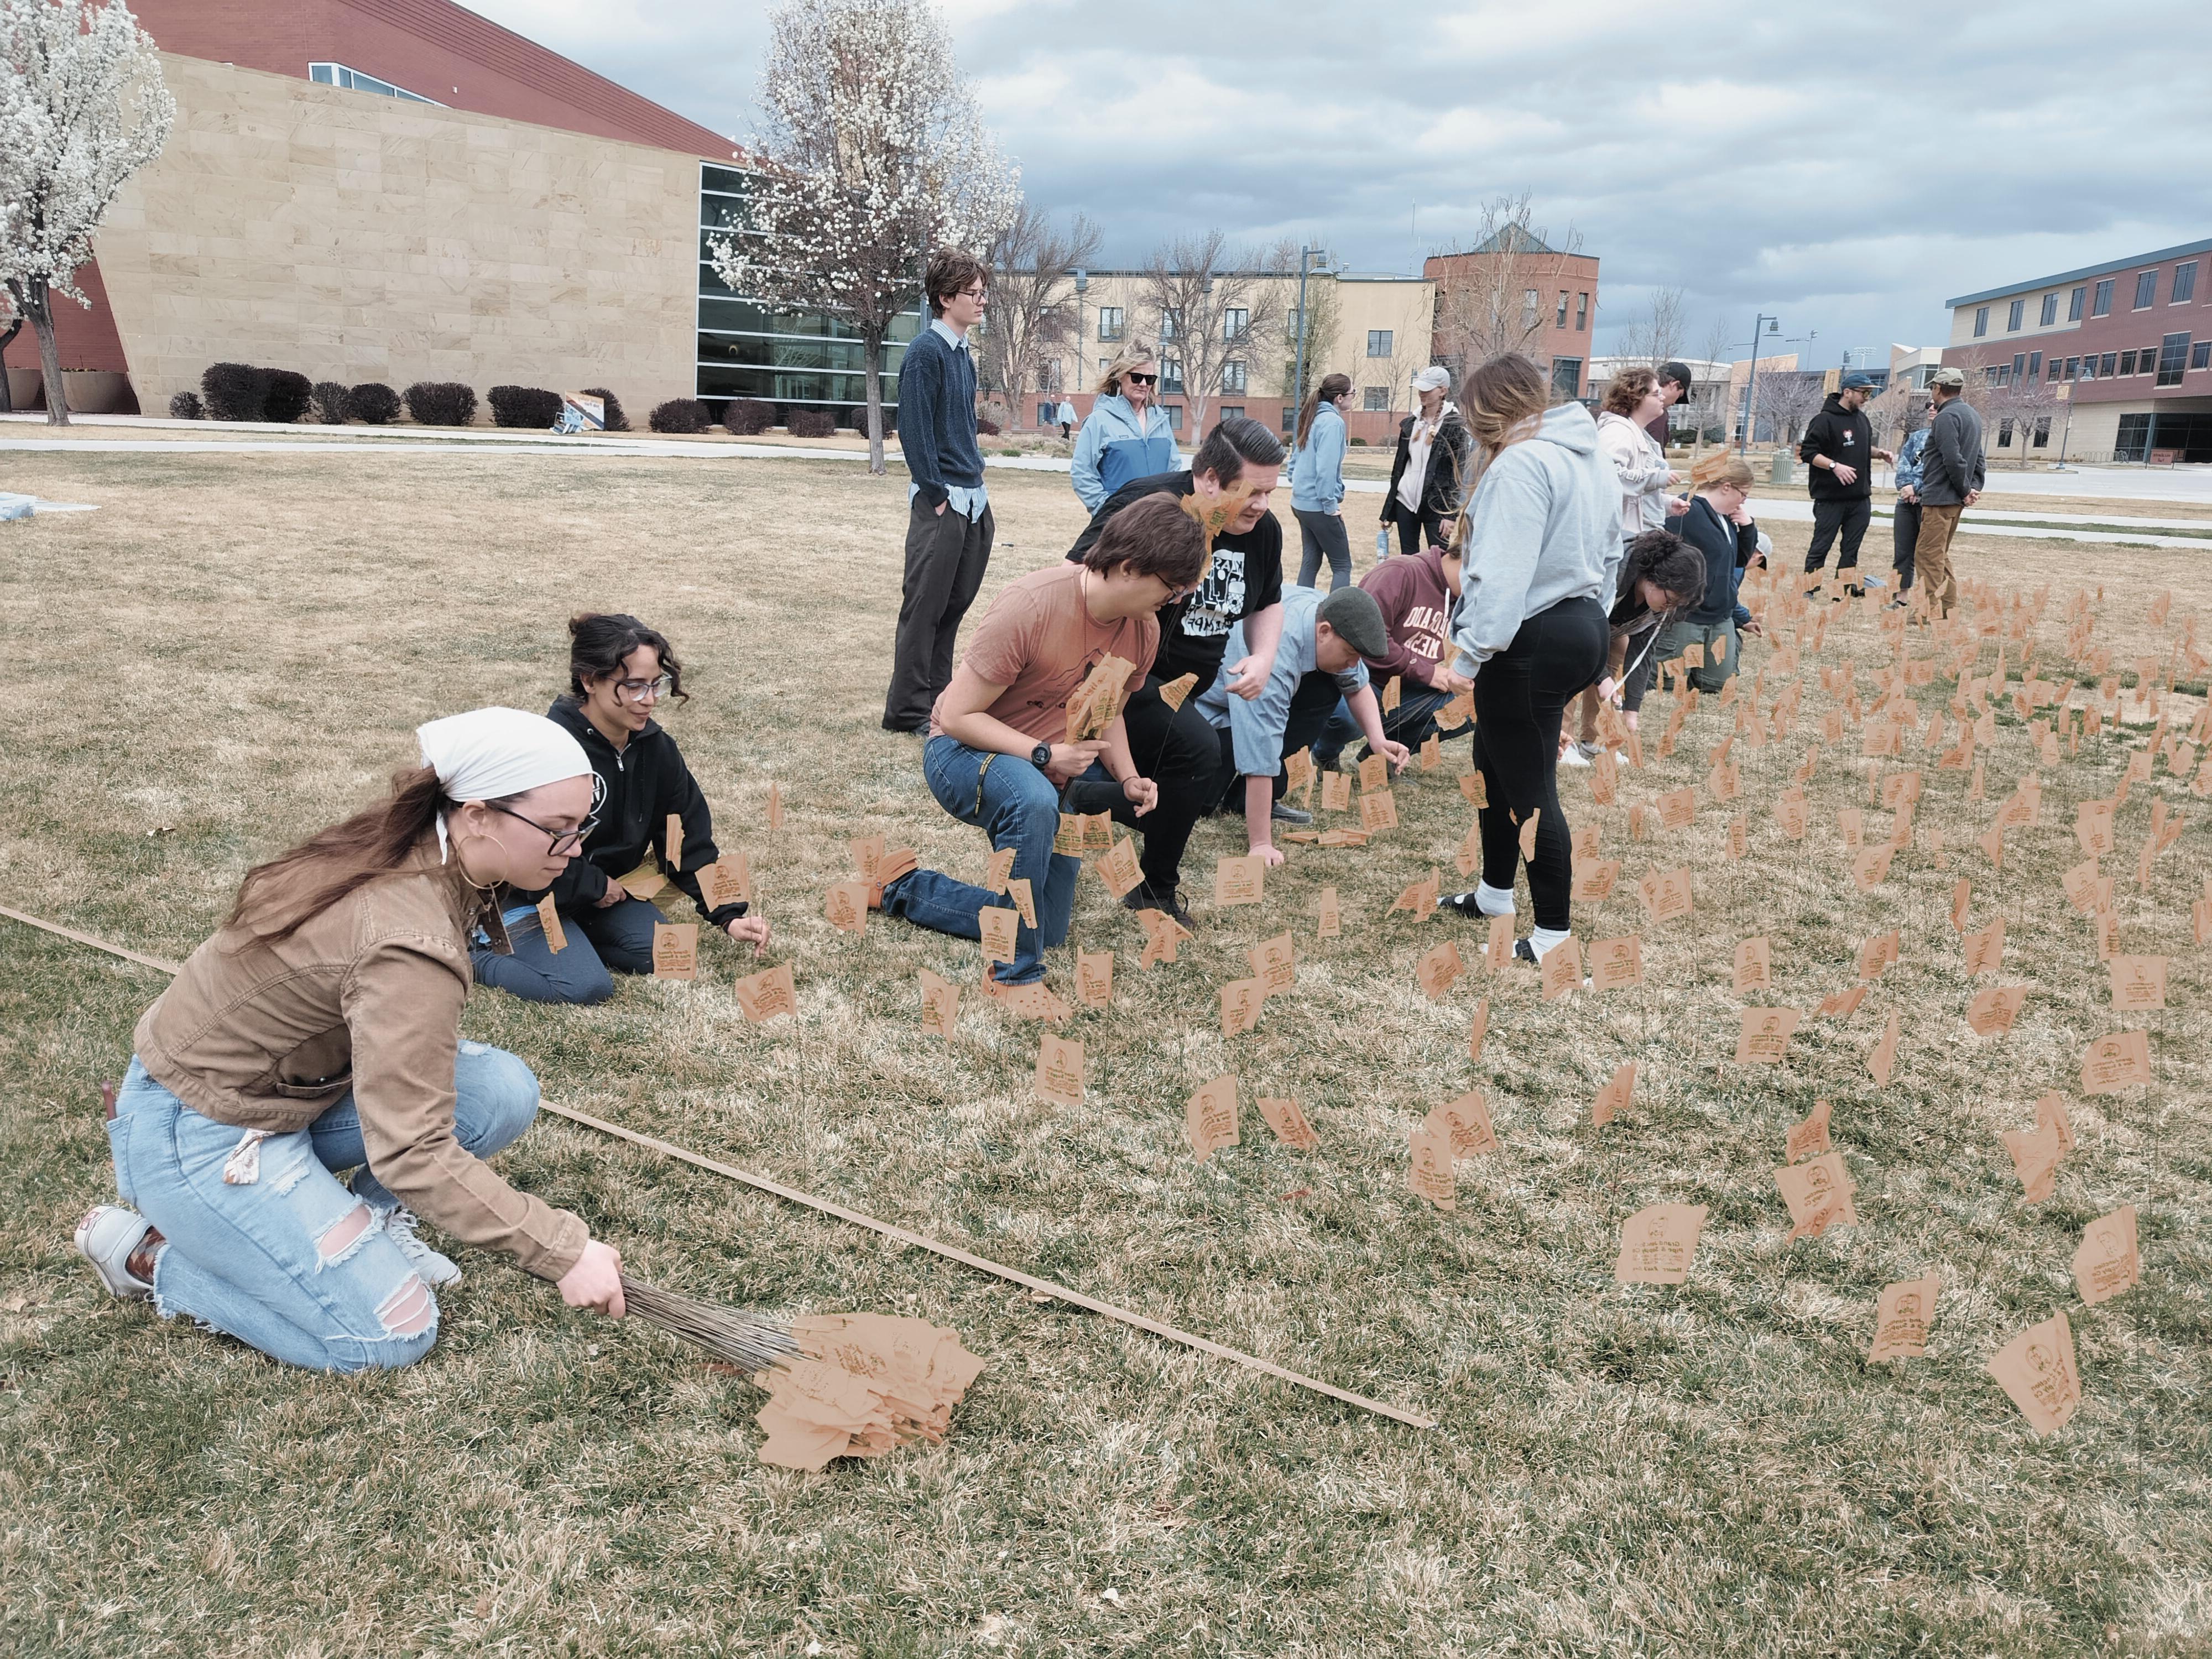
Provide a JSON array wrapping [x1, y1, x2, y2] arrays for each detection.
[[74, 707, 627, 1371]]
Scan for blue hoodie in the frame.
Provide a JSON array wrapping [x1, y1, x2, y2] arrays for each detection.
[[1289, 401, 1348, 512], [1071, 393, 1178, 511], [1447, 400, 1622, 672]]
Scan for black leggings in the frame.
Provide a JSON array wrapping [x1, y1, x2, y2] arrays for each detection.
[[1469, 596, 1610, 931]]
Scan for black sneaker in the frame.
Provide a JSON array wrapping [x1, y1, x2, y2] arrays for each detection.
[[1123, 881, 1193, 930], [1271, 801, 1312, 825], [1514, 937, 1538, 963], [1437, 889, 1488, 918]]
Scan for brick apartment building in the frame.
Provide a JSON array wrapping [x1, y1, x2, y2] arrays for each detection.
[[1942, 237, 2212, 463], [1423, 231, 1601, 404]]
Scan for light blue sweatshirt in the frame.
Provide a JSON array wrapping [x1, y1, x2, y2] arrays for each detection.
[[1289, 402, 1348, 512], [1070, 393, 1178, 511], [1194, 584, 1369, 777], [1447, 400, 1622, 672]]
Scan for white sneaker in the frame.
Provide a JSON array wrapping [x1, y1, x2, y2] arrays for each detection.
[[372, 1203, 461, 1286], [1559, 744, 1593, 768], [75, 1203, 155, 1301]]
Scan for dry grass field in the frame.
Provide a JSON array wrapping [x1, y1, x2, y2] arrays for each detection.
[[1, 446, 2208, 1657]]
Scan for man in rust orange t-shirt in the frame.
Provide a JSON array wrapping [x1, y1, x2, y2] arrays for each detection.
[[877, 493, 1212, 986]]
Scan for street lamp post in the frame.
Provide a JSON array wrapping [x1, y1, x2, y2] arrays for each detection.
[[1738, 314, 1780, 455], [1292, 245, 1323, 441]]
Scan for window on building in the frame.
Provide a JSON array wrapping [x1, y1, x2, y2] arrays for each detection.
[[2135, 270, 2159, 309], [2193, 342, 2212, 371], [1522, 289, 1541, 330], [2157, 332, 2190, 386], [1983, 366, 2001, 387], [1159, 308, 1180, 342], [1575, 293, 1589, 331], [2068, 286, 2085, 321], [1098, 357, 1111, 374], [2099, 352, 2117, 377], [1097, 306, 1124, 341], [1995, 366, 2011, 387], [2032, 416, 2052, 448], [1164, 404, 1184, 432], [1556, 291, 1569, 328], [1550, 356, 1583, 399], [2007, 299, 2025, 331], [1218, 405, 1244, 422], [1997, 418, 2014, 448], [1366, 329, 1393, 358], [2093, 279, 2115, 316], [2176, 262, 2199, 304], [309, 62, 441, 103], [1223, 307, 1249, 341], [1221, 359, 1247, 393], [2079, 355, 2096, 380], [2115, 413, 2152, 460], [2046, 354, 2061, 382], [1280, 405, 1297, 433], [2039, 294, 2058, 326], [1363, 385, 1390, 411], [2119, 349, 2137, 375], [2027, 351, 2042, 380], [2011, 352, 2026, 383], [1973, 306, 1989, 337], [1159, 358, 1183, 393], [2062, 356, 2079, 380]]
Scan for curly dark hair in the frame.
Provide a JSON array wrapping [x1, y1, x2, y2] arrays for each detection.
[[567, 613, 688, 704]]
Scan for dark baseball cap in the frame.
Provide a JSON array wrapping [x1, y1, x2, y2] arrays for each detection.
[[1316, 586, 1389, 659], [1841, 372, 1878, 390]]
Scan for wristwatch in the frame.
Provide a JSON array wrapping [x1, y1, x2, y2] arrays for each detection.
[[1031, 742, 1052, 768]]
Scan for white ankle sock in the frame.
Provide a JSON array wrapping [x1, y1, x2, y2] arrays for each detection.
[[1529, 925, 1572, 958], [1475, 881, 1517, 917]]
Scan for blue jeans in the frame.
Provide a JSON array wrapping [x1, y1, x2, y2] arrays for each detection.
[[881, 737, 1080, 984], [106, 1045, 542, 1373], [1311, 684, 1462, 770], [471, 895, 662, 1004]]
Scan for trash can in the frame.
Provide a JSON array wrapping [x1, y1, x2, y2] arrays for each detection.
[[1767, 450, 1794, 486]]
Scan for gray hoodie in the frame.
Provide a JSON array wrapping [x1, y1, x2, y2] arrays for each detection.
[[1448, 400, 1622, 672]]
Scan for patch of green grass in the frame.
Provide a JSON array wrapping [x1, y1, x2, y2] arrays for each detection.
[[0, 449, 2207, 1656]]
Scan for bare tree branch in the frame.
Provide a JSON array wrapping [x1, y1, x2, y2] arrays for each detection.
[[978, 204, 1099, 430], [1428, 194, 1583, 375], [1139, 229, 1277, 438]]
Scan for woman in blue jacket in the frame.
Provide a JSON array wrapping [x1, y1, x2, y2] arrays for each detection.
[[1290, 373, 1354, 588], [1070, 347, 1178, 511]]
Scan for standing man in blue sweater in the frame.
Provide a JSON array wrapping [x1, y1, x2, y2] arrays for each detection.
[[885, 248, 993, 734]]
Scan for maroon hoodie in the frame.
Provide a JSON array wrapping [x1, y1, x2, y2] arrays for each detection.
[[1357, 545, 1455, 687]]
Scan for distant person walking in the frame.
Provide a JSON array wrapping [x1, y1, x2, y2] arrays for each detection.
[[1382, 366, 1472, 556], [1056, 398, 1077, 441], [1888, 405, 1931, 609], [884, 248, 993, 735], [1798, 371, 1893, 598], [1646, 360, 1696, 447], [1290, 372, 1354, 589], [1912, 367, 1984, 620], [1070, 347, 1177, 512]]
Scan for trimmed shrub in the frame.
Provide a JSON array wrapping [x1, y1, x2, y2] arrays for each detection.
[[309, 380, 349, 423], [403, 381, 477, 426], [648, 398, 711, 434], [201, 362, 269, 421], [581, 385, 629, 432], [168, 390, 204, 420], [489, 384, 565, 428], [787, 406, 836, 438], [345, 382, 401, 425], [974, 415, 1001, 437], [723, 398, 774, 436], [263, 370, 312, 424]]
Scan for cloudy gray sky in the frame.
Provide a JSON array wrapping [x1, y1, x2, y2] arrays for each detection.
[[460, 0, 2212, 368]]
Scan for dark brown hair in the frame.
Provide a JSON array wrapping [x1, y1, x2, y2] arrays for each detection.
[[1602, 367, 1658, 416], [1295, 372, 1353, 448], [1619, 529, 1707, 611], [1191, 413, 1285, 484], [1082, 491, 1209, 587], [925, 247, 986, 317], [568, 613, 687, 704], [227, 765, 460, 944]]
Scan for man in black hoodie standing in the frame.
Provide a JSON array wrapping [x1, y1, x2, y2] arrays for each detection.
[[1797, 372, 1894, 599]]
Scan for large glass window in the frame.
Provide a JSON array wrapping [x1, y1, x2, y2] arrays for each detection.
[[1223, 307, 1249, 341], [2175, 262, 2199, 304], [2093, 279, 2114, 316], [2157, 333, 2190, 385], [2068, 286, 2085, 321], [1363, 385, 1390, 410], [2135, 270, 2159, 309], [696, 164, 920, 425], [1220, 359, 1247, 393], [1097, 306, 1124, 341], [2007, 299, 2025, 331], [1973, 306, 1989, 337], [1550, 356, 1583, 399], [1366, 330, 1393, 358]]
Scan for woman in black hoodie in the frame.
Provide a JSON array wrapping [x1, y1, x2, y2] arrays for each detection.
[[473, 613, 769, 1004]]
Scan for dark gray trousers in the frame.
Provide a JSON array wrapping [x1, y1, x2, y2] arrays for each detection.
[[885, 497, 993, 730]]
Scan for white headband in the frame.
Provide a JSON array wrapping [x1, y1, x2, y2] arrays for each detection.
[[416, 707, 592, 862]]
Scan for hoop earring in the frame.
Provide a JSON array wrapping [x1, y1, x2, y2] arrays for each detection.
[[451, 828, 513, 891]]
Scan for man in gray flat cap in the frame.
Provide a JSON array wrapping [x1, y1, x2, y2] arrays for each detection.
[[1911, 367, 1984, 620]]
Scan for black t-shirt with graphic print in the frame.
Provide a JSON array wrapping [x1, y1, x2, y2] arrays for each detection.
[[1064, 469, 1285, 690]]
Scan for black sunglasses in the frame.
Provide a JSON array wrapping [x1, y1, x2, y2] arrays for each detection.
[[1124, 371, 1158, 385]]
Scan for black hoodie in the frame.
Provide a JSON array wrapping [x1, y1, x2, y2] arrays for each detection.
[[1798, 392, 1874, 500], [511, 697, 745, 927]]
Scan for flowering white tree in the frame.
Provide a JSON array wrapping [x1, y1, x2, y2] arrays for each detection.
[[709, 0, 1019, 473], [0, 0, 173, 425]]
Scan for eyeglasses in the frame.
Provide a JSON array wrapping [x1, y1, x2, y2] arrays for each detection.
[[613, 675, 672, 703], [491, 804, 599, 855], [1124, 371, 1157, 385]]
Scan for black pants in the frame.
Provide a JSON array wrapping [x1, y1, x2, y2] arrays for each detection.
[[1469, 596, 1609, 932], [885, 498, 993, 729], [1110, 675, 1224, 895], [1892, 498, 1921, 591], [1391, 505, 1452, 558], [1804, 495, 1871, 578], [1293, 507, 1353, 588], [1211, 670, 1343, 812]]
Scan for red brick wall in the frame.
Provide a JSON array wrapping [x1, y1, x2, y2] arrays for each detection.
[[1, 259, 131, 380], [129, 0, 734, 156]]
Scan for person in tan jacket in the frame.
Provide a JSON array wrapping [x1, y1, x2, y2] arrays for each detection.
[[74, 707, 628, 1371]]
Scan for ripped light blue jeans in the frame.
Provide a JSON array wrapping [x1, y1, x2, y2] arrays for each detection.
[[106, 1044, 541, 1373]]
